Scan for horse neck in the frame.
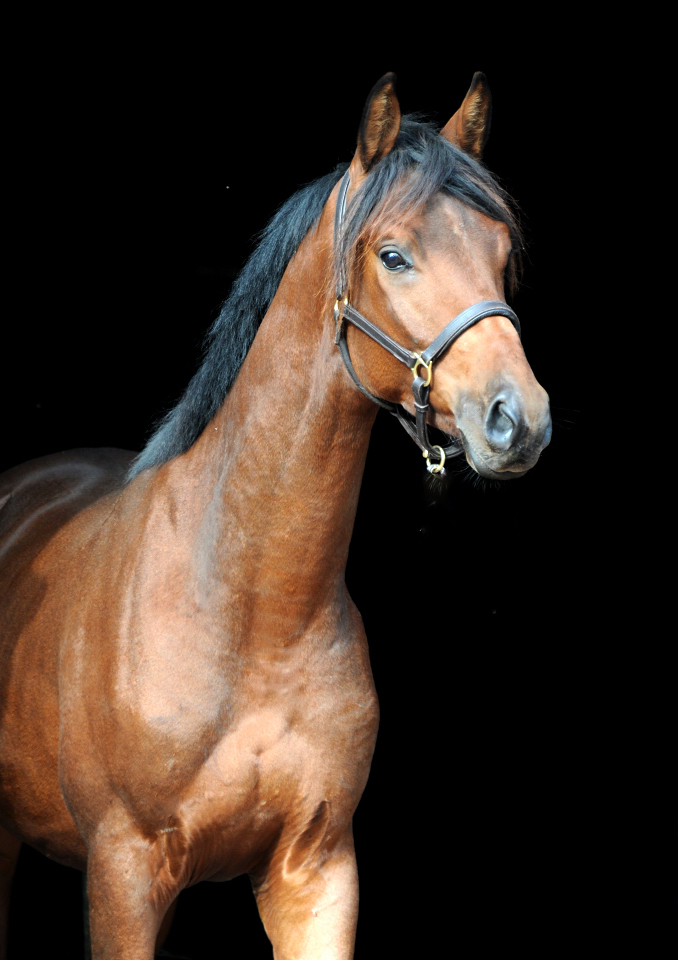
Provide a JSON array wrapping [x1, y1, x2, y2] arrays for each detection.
[[164, 204, 378, 646]]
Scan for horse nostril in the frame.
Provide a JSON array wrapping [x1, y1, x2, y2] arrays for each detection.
[[484, 395, 520, 450]]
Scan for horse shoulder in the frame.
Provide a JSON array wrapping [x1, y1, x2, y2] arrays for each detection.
[[0, 449, 136, 863]]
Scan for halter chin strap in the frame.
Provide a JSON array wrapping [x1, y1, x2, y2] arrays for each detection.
[[333, 170, 521, 474]]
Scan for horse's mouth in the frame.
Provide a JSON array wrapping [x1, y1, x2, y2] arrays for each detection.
[[459, 432, 537, 480]]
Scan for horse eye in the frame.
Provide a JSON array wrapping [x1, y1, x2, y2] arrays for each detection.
[[380, 250, 407, 271]]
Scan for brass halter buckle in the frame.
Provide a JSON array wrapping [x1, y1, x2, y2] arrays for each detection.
[[423, 444, 446, 475], [411, 354, 432, 388]]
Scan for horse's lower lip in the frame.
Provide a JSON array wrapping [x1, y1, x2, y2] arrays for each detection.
[[470, 459, 531, 480], [461, 434, 534, 480]]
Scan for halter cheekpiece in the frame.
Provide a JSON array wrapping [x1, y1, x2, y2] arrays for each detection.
[[332, 170, 521, 476]]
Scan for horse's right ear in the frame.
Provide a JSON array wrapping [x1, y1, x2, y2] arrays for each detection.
[[350, 73, 401, 180]]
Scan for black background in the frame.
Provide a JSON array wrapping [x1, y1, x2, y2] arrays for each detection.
[[4, 16, 674, 959]]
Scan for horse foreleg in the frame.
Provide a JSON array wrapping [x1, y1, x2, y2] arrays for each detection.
[[0, 827, 21, 960], [252, 827, 359, 960], [85, 827, 181, 960], [155, 897, 178, 953], [82, 871, 176, 960]]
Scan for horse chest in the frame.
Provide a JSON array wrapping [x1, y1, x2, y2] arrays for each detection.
[[201, 648, 377, 803], [157, 666, 378, 882]]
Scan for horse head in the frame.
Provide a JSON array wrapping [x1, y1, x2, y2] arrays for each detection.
[[336, 73, 552, 479]]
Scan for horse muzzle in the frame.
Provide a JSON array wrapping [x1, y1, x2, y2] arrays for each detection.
[[458, 387, 552, 480]]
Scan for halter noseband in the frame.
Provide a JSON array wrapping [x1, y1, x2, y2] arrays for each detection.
[[332, 170, 521, 475]]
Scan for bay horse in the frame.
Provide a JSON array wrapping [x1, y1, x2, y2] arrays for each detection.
[[0, 73, 551, 958]]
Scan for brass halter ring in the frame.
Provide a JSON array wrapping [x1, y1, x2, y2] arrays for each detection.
[[423, 444, 446, 474], [333, 296, 348, 322], [411, 354, 433, 388]]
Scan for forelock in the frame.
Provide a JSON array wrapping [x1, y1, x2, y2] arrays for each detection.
[[335, 116, 523, 297]]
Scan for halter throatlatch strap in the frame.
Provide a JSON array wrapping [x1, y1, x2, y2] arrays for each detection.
[[332, 170, 521, 472]]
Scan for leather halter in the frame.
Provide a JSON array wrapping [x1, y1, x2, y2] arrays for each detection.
[[333, 170, 521, 475]]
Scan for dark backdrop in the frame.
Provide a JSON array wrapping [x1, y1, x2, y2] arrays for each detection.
[[4, 21, 674, 959]]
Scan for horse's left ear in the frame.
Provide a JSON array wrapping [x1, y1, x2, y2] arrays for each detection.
[[440, 72, 492, 159], [351, 73, 401, 178]]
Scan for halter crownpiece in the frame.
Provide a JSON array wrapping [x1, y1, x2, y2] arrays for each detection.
[[332, 170, 521, 475]]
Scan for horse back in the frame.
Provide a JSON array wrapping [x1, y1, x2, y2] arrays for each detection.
[[0, 448, 134, 542]]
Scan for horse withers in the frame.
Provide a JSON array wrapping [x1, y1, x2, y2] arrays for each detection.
[[0, 73, 550, 958]]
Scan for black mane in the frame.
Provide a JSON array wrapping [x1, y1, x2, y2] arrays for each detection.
[[127, 163, 348, 480], [128, 117, 522, 480]]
